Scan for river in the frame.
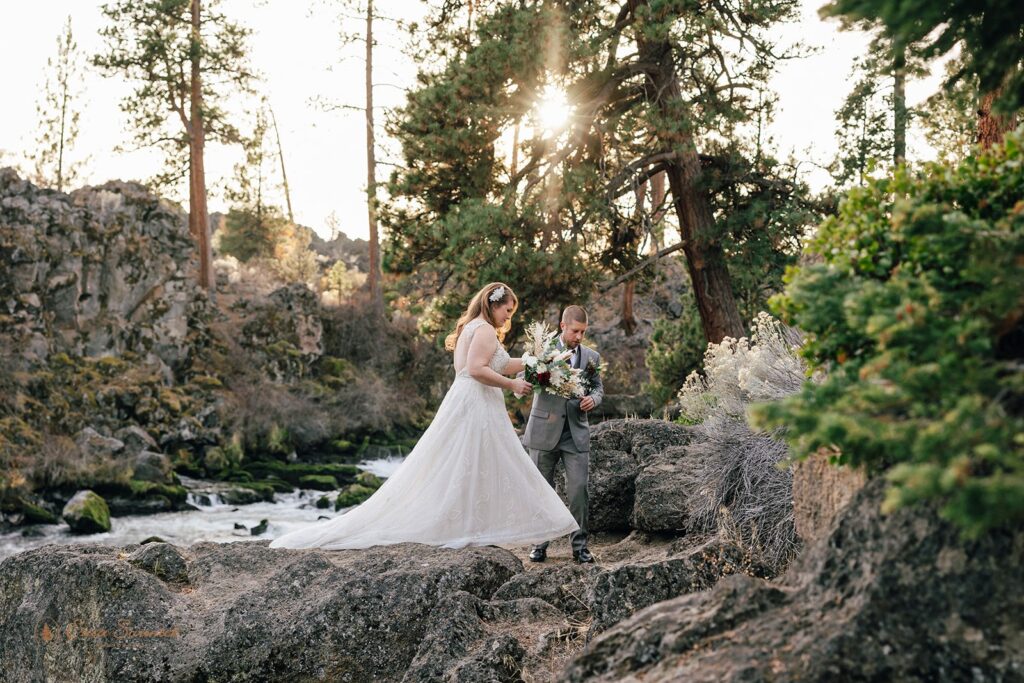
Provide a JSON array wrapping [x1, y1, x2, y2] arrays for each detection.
[[0, 454, 407, 563]]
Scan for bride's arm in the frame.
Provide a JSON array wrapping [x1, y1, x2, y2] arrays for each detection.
[[467, 325, 517, 390], [503, 358, 525, 375]]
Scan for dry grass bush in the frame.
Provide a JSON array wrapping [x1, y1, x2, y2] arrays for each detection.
[[25, 432, 131, 490], [219, 375, 331, 456], [213, 297, 449, 454], [675, 313, 807, 574], [320, 299, 450, 413]]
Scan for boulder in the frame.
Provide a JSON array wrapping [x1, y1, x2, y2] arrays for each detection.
[[580, 419, 693, 532], [114, 425, 160, 458], [565, 478, 1024, 682], [404, 592, 568, 682], [587, 538, 768, 635], [132, 450, 174, 484], [61, 490, 111, 534], [0, 541, 522, 682], [791, 449, 866, 542], [630, 444, 690, 532], [74, 427, 124, 460]]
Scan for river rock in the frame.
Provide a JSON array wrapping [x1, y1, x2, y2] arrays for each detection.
[[61, 490, 111, 534], [565, 478, 1024, 682]]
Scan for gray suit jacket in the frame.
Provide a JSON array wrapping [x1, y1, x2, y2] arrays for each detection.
[[522, 343, 604, 453]]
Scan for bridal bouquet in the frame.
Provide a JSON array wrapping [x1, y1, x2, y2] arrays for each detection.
[[521, 321, 585, 399]]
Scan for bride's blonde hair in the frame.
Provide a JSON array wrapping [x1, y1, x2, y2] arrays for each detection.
[[444, 282, 518, 351]]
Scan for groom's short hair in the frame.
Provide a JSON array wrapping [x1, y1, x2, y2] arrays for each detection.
[[561, 305, 588, 325]]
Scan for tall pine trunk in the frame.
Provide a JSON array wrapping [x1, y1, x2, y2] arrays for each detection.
[[269, 104, 294, 224], [893, 39, 907, 165], [190, 0, 214, 299], [978, 89, 1018, 149], [365, 0, 382, 310], [631, 1, 744, 343]]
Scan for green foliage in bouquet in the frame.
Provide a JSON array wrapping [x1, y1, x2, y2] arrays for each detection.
[[752, 131, 1024, 536]]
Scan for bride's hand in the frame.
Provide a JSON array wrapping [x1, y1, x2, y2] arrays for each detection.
[[510, 378, 532, 396]]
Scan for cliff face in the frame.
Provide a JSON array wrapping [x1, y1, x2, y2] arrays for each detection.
[[0, 168, 211, 379]]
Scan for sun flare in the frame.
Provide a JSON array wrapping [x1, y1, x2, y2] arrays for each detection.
[[534, 85, 573, 136]]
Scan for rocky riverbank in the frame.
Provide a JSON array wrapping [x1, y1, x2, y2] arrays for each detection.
[[2, 418, 1019, 682]]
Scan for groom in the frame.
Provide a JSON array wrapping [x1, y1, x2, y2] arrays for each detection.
[[523, 305, 603, 564]]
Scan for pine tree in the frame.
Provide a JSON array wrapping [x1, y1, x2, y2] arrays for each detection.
[[822, 0, 1024, 127], [220, 106, 288, 263], [385, 0, 818, 343], [32, 17, 85, 192], [93, 0, 254, 296]]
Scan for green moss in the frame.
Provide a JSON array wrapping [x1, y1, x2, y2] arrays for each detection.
[[244, 461, 358, 486], [330, 439, 354, 453], [334, 484, 375, 510], [20, 500, 59, 524], [158, 389, 183, 414], [262, 476, 295, 493], [299, 474, 339, 491], [203, 447, 228, 473], [316, 495, 332, 509], [64, 491, 111, 534], [127, 480, 187, 504], [267, 424, 290, 454], [355, 471, 383, 489], [234, 481, 275, 501]]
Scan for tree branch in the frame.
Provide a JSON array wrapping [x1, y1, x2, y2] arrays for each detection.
[[598, 240, 688, 292]]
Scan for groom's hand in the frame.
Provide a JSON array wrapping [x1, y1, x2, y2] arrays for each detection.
[[580, 396, 596, 412]]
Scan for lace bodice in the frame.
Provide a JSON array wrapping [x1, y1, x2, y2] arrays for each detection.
[[455, 319, 511, 377]]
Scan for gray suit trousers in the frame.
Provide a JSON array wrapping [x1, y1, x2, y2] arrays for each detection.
[[529, 424, 589, 553]]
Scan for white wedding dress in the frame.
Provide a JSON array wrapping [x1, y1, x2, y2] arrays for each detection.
[[269, 318, 579, 550]]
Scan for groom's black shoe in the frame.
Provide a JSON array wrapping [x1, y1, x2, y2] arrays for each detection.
[[573, 548, 595, 564], [528, 547, 546, 563]]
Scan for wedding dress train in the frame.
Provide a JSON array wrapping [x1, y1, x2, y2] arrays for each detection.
[[269, 319, 579, 550]]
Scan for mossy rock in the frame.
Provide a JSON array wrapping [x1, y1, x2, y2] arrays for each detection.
[[19, 500, 59, 525], [355, 471, 383, 489], [243, 461, 359, 486], [233, 481, 276, 502], [316, 495, 332, 509], [62, 490, 111, 534], [203, 445, 242, 474], [334, 484, 375, 510], [172, 449, 204, 478], [330, 439, 354, 453], [262, 476, 295, 493], [221, 469, 255, 483], [299, 474, 339, 491], [127, 480, 188, 504]]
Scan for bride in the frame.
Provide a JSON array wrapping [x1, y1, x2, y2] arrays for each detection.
[[269, 282, 580, 550]]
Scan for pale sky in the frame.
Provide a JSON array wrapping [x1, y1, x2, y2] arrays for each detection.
[[1, 1, 941, 241]]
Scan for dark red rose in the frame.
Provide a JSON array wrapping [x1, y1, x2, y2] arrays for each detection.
[[537, 371, 551, 385]]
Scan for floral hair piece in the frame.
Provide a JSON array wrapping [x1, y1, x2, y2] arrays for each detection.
[[488, 286, 506, 303]]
